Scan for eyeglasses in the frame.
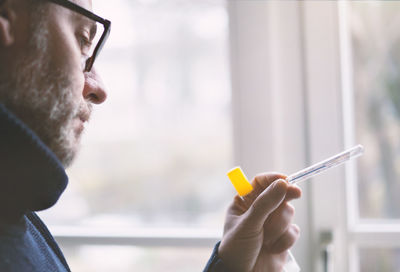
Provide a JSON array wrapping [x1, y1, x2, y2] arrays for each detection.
[[46, 0, 111, 72]]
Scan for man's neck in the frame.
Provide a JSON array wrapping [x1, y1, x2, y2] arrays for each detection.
[[0, 103, 68, 217]]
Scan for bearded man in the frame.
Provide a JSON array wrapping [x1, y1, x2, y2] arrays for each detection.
[[0, 0, 301, 271]]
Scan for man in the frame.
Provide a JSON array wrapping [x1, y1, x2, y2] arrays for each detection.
[[0, 0, 301, 271]]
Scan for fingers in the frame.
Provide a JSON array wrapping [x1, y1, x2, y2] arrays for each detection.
[[269, 224, 300, 254], [243, 173, 301, 205], [253, 172, 287, 188], [244, 179, 288, 230], [241, 173, 286, 208], [227, 172, 301, 227], [284, 184, 302, 201], [263, 202, 295, 245]]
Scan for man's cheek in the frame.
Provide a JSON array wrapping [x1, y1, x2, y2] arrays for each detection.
[[71, 72, 85, 100], [47, 24, 84, 97]]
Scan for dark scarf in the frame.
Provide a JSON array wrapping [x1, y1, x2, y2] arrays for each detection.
[[0, 103, 68, 218]]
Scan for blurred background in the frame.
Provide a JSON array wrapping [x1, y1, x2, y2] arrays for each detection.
[[39, 0, 400, 271]]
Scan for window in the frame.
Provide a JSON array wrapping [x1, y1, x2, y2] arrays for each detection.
[[304, 1, 400, 271], [349, 1, 400, 270], [351, 1, 400, 221], [39, 0, 231, 270], [226, 1, 400, 271]]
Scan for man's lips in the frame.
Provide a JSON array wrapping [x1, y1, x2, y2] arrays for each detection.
[[76, 115, 88, 133], [73, 116, 86, 133], [73, 103, 92, 136], [79, 114, 88, 123], [74, 111, 90, 135], [77, 104, 92, 123]]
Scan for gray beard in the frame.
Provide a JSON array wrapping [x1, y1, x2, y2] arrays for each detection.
[[0, 13, 91, 167]]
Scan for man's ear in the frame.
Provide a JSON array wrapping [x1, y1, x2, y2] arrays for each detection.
[[0, 0, 15, 47]]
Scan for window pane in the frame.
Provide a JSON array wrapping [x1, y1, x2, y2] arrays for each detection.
[[359, 248, 400, 271], [351, 2, 400, 219], [40, 0, 232, 229], [61, 244, 211, 272]]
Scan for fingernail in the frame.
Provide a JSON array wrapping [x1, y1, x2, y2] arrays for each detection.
[[276, 179, 287, 185], [273, 179, 287, 191]]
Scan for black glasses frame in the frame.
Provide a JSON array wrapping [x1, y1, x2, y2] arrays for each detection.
[[46, 0, 111, 72]]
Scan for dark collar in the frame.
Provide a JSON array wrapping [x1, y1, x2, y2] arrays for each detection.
[[0, 103, 68, 218]]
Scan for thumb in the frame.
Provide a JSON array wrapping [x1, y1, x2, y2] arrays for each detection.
[[244, 179, 287, 229]]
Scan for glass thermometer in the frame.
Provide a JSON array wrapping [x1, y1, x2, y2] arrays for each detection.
[[286, 144, 364, 184]]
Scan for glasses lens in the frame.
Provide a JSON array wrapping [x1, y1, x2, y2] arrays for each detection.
[[81, 20, 105, 71], [88, 21, 105, 61]]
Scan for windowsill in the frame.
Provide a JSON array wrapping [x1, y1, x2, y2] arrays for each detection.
[[51, 226, 221, 247]]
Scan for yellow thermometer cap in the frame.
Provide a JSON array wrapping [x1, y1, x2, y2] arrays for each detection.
[[227, 167, 253, 197]]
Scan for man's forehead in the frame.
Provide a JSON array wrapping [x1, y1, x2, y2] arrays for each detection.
[[71, 0, 93, 12]]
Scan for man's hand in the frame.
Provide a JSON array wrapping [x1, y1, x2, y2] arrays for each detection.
[[218, 173, 302, 272]]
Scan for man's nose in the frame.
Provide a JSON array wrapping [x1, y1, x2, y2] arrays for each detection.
[[83, 67, 107, 104]]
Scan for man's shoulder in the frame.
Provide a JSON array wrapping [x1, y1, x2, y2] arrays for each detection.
[[0, 215, 37, 271], [0, 212, 70, 272]]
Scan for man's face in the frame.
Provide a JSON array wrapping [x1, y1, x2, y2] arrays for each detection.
[[0, 0, 106, 167]]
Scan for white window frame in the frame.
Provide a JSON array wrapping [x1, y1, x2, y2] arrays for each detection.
[[303, 1, 400, 271], [228, 1, 312, 270], [301, 1, 349, 271], [51, 226, 220, 247]]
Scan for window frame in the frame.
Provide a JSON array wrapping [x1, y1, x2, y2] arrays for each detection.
[[51, 226, 220, 247], [228, 1, 312, 270], [303, 1, 400, 271]]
